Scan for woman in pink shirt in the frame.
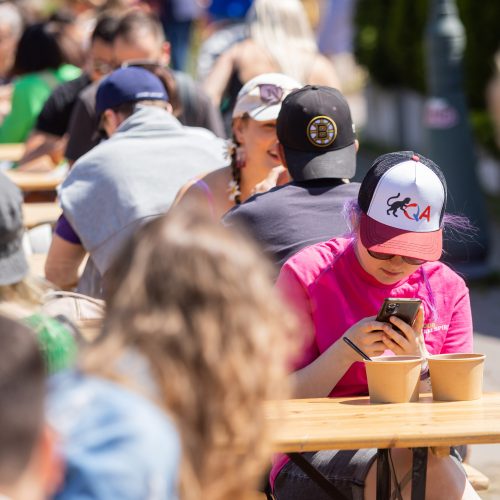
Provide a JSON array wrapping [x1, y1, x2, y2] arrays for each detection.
[[273, 152, 479, 499]]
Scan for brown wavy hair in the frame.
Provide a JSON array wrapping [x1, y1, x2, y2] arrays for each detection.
[[84, 207, 297, 500]]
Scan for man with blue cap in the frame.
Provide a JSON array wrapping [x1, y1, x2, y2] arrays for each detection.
[[45, 66, 227, 297]]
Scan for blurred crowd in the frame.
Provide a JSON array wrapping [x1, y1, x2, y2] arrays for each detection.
[[0, 1, 489, 499]]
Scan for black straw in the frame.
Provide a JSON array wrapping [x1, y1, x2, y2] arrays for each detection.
[[343, 337, 372, 361]]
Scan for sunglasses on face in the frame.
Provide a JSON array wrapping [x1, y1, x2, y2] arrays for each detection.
[[92, 60, 114, 76], [367, 249, 427, 266], [120, 60, 165, 71]]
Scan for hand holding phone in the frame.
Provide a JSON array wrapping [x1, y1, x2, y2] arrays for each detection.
[[376, 298, 422, 334]]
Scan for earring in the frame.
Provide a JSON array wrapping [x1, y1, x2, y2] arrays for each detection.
[[236, 145, 246, 169]]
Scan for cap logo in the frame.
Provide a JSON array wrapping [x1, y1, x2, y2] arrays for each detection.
[[307, 116, 337, 147], [386, 193, 431, 222]]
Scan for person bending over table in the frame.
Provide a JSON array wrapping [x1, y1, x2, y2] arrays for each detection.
[[272, 151, 479, 500]]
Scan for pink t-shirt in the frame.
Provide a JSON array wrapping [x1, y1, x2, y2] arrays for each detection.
[[270, 237, 473, 486]]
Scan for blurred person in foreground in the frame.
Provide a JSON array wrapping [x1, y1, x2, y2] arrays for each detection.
[[175, 73, 301, 219], [0, 171, 77, 374], [65, 9, 225, 164], [18, 13, 120, 169], [0, 314, 61, 500], [83, 206, 295, 500], [45, 66, 226, 297]]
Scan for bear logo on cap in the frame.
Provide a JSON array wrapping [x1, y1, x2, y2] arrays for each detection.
[[307, 115, 337, 147]]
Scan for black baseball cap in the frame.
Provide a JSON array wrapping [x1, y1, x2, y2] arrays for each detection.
[[276, 85, 356, 181]]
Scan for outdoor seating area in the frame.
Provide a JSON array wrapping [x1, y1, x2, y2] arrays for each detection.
[[0, 1, 499, 499]]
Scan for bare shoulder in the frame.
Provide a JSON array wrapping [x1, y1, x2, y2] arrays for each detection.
[[202, 167, 233, 198], [174, 167, 232, 209]]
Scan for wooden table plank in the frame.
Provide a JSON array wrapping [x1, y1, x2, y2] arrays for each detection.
[[23, 202, 61, 229], [0, 143, 25, 161], [4, 167, 66, 192], [265, 394, 500, 452]]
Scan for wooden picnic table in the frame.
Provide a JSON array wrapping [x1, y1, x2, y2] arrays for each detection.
[[22, 202, 61, 229], [265, 393, 500, 499], [0, 143, 25, 162], [4, 168, 65, 192]]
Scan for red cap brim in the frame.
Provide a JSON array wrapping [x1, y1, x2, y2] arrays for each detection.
[[359, 213, 442, 261]]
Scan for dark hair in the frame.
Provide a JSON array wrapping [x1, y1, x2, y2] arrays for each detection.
[[12, 21, 76, 75], [0, 314, 45, 484], [91, 13, 121, 44], [48, 8, 77, 25], [111, 99, 168, 118], [229, 114, 250, 205], [114, 10, 165, 46]]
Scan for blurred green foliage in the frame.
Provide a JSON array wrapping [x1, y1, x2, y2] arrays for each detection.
[[354, 0, 500, 156], [355, 0, 428, 92]]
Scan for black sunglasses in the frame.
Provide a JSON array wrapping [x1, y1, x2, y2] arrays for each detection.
[[367, 249, 427, 266], [120, 60, 165, 71]]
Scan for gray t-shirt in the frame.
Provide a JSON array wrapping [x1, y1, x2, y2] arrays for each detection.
[[61, 105, 227, 297]]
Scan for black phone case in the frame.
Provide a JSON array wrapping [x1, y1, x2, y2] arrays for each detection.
[[376, 299, 421, 331]]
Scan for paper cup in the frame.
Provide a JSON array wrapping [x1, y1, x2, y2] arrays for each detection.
[[364, 355, 422, 404], [428, 353, 485, 401]]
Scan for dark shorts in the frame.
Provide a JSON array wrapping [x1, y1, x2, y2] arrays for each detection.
[[273, 449, 377, 500], [273, 447, 467, 500]]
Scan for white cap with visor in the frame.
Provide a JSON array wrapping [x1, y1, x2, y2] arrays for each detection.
[[232, 73, 302, 121]]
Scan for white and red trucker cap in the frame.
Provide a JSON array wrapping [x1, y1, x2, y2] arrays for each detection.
[[358, 151, 447, 262]]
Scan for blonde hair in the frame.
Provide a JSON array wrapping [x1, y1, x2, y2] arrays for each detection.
[[84, 207, 296, 500], [248, 0, 318, 82], [0, 276, 51, 313]]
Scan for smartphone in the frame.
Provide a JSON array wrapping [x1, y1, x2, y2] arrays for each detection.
[[376, 298, 422, 333]]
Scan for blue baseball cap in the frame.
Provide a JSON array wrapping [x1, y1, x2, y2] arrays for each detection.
[[95, 67, 168, 115]]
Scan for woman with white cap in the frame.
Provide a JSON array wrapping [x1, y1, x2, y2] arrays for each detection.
[[174, 72, 301, 219], [272, 151, 479, 499]]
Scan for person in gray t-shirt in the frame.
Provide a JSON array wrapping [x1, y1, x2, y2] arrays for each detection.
[[45, 67, 227, 297]]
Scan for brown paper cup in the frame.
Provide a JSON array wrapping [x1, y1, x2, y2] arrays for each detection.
[[364, 355, 422, 404], [428, 353, 485, 401]]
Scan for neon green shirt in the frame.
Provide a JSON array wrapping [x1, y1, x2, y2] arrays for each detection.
[[0, 64, 81, 143]]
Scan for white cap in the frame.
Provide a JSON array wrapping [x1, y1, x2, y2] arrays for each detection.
[[366, 160, 445, 233], [232, 73, 302, 121]]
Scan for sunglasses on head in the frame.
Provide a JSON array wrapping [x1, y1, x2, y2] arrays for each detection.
[[367, 249, 427, 266], [256, 83, 286, 104]]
